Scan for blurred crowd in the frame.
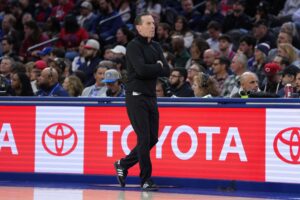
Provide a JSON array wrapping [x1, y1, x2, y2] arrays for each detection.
[[0, 0, 300, 98]]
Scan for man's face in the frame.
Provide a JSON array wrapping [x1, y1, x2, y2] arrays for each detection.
[[1, 40, 11, 54], [156, 26, 165, 39], [169, 71, 182, 87], [181, 0, 193, 13], [295, 73, 300, 92], [219, 39, 230, 51], [230, 56, 241, 74], [203, 51, 215, 67], [37, 69, 51, 88], [0, 58, 11, 74], [187, 64, 200, 79], [241, 74, 259, 92], [239, 41, 251, 55], [106, 81, 119, 93], [94, 67, 107, 86], [136, 15, 155, 39], [211, 59, 222, 74]]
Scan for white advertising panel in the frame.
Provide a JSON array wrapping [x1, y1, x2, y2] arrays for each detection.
[[266, 109, 300, 183], [35, 107, 84, 174]]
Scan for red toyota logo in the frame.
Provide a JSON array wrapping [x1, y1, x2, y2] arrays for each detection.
[[42, 123, 78, 156], [273, 127, 300, 164]]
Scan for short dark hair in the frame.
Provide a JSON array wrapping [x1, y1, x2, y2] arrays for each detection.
[[171, 67, 188, 80], [134, 12, 151, 25], [207, 21, 221, 31], [239, 35, 256, 47], [218, 56, 231, 70]]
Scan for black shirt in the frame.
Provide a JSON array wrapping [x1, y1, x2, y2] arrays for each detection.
[[126, 34, 170, 96]]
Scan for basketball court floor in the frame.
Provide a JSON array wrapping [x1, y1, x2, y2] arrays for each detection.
[[1, 181, 300, 200]]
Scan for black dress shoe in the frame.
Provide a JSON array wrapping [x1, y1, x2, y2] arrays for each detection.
[[114, 160, 127, 187], [141, 179, 159, 191]]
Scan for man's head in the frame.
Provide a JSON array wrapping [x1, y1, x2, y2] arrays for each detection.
[[135, 12, 155, 40], [231, 53, 247, 75], [232, 0, 246, 16], [169, 67, 187, 88], [253, 20, 268, 40], [1, 36, 14, 54], [218, 34, 232, 51], [212, 56, 230, 75], [187, 63, 203, 81], [37, 67, 58, 89], [240, 71, 259, 93], [0, 56, 14, 76], [157, 23, 171, 40], [281, 65, 300, 86], [84, 39, 100, 58], [203, 49, 216, 67], [238, 35, 256, 58], [181, 0, 194, 14], [94, 65, 109, 86], [207, 21, 222, 39], [102, 69, 122, 95], [295, 71, 300, 92]]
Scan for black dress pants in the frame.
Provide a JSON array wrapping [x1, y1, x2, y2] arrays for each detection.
[[121, 94, 159, 184]]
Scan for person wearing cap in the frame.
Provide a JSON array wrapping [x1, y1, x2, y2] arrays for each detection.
[[253, 20, 276, 49], [251, 43, 270, 86], [262, 62, 283, 94], [77, 1, 97, 32], [30, 60, 48, 94], [36, 67, 69, 96], [78, 39, 101, 86], [114, 12, 170, 191], [109, 45, 126, 59], [81, 64, 108, 97], [102, 69, 125, 97], [222, 0, 252, 33], [37, 47, 53, 62]]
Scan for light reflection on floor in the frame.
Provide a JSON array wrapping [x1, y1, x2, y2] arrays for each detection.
[[1, 186, 274, 200]]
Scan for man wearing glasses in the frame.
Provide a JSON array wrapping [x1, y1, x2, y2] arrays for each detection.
[[169, 67, 194, 97]]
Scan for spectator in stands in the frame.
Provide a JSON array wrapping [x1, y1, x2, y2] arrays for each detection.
[[9, 72, 34, 96], [187, 62, 204, 85], [56, 14, 89, 61], [72, 40, 86, 72], [280, 22, 300, 50], [180, 0, 202, 32], [277, 43, 300, 68], [169, 67, 194, 97], [36, 67, 69, 96], [294, 70, 300, 95], [1, 36, 20, 62], [102, 68, 125, 97], [0, 56, 14, 80], [192, 72, 220, 97], [222, 0, 252, 33], [253, 1, 280, 28], [218, 34, 236, 61], [203, 49, 216, 74], [78, 39, 102, 87], [36, 47, 53, 63], [34, 0, 52, 25], [171, 15, 194, 49], [116, 0, 136, 25], [156, 77, 172, 97], [222, 53, 248, 97], [43, 16, 61, 39], [0, 14, 19, 50], [272, 55, 290, 70], [231, 72, 259, 98], [199, 0, 224, 32], [77, 1, 97, 33], [19, 20, 49, 62], [262, 62, 283, 94], [278, 0, 300, 20], [81, 65, 108, 97], [238, 35, 256, 69], [206, 21, 222, 52], [115, 26, 135, 47], [29, 60, 47, 94], [50, 0, 74, 22], [211, 56, 230, 92], [156, 23, 172, 51], [171, 35, 190, 68], [91, 0, 124, 45], [277, 65, 300, 97], [62, 75, 84, 97], [109, 45, 126, 60], [252, 19, 277, 49], [251, 43, 270, 86], [185, 37, 209, 69]]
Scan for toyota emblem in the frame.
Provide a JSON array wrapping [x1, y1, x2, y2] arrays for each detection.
[[42, 123, 78, 156], [273, 127, 300, 164]]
